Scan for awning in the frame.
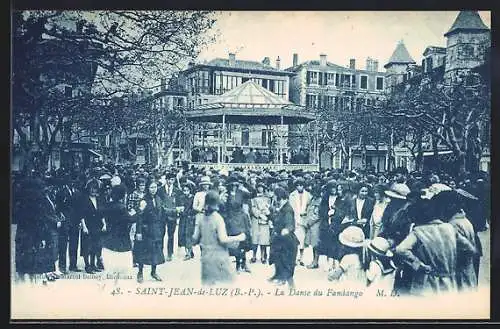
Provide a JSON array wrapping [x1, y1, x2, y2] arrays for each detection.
[[88, 149, 103, 158]]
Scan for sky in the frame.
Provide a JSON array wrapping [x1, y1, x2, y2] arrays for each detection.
[[197, 11, 491, 71]]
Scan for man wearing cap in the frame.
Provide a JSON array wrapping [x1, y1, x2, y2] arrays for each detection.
[[289, 177, 312, 266]]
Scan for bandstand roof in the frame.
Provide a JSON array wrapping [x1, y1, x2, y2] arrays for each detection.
[[185, 80, 316, 124]]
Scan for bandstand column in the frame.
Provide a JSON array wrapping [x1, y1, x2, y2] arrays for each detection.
[[222, 114, 226, 164], [279, 116, 284, 165]]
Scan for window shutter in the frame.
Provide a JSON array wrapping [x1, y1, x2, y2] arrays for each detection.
[[307, 71, 311, 84]]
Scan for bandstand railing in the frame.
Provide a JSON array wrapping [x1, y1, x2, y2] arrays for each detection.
[[191, 162, 320, 172]]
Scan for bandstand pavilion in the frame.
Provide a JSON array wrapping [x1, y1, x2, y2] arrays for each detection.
[[180, 80, 319, 171]]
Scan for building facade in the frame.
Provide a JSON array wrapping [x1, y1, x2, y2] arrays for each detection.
[[179, 53, 296, 161], [285, 53, 388, 170]]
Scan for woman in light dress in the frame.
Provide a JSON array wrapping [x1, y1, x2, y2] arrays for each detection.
[[192, 191, 246, 286]]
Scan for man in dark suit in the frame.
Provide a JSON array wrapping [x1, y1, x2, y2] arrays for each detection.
[[54, 174, 80, 273], [157, 171, 180, 261], [268, 187, 299, 288], [347, 183, 375, 236]]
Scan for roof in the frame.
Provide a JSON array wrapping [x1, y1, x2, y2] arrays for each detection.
[[285, 60, 351, 73], [186, 80, 315, 124], [444, 11, 490, 37], [183, 58, 295, 76], [384, 41, 416, 68], [423, 46, 446, 57], [207, 58, 279, 72]]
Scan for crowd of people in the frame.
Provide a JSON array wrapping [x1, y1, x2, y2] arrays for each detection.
[[12, 161, 490, 296], [189, 146, 311, 164]]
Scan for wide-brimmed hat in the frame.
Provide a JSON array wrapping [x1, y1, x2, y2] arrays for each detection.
[[455, 188, 478, 200], [110, 175, 121, 187], [199, 176, 212, 186], [423, 183, 452, 199], [385, 183, 410, 200], [338, 226, 366, 248], [368, 237, 394, 258]]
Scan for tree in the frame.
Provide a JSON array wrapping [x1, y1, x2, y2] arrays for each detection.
[[12, 10, 217, 172], [373, 67, 490, 176]]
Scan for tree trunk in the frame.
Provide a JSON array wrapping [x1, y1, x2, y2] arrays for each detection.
[[416, 132, 424, 172]]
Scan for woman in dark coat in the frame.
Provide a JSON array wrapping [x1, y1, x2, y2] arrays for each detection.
[[79, 179, 107, 274], [268, 187, 299, 288], [177, 182, 196, 260], [224, 179, 253, 273], [15, 178, 60, 283], [133, 179, 180, 283], [318, 180, 350, 268], [102, 185, 136, 252]]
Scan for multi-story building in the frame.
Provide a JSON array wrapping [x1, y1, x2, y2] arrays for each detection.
[[443, 10, 490, 82], [385, 10, 491, 174], [384, 41, 417, 90], [179, 53, 296, 159], [286, 53, 388, 170]]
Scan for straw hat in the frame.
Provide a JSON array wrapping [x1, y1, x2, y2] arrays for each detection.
[[110, 175, 121, 187], [368, 237, 394, 258], [199, 176, 212, 186], [385, 183, 410, 200], [338, 226, 366, 248]]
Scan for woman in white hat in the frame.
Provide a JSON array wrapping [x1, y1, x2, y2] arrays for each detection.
[[192, 176, 213, 241], [328, 225, 368, 286], [366, 237, 397, 291]]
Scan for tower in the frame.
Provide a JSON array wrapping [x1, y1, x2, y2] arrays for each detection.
[[444, 11, 490, 81], [384, 40, 416, 88]]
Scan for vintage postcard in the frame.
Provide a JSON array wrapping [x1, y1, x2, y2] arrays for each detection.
[[11, 10, 491, 320]]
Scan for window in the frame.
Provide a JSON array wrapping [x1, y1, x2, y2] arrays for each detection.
[[262, 79, 268, 89], [376, 77, 384, 90], [360, 75, 368, 89], [459, 44, 475, 59], [242, 128, 250, 146], [341, 74, 351, 88], [274, 80, 285, 97], [426, 57, 433, 73], [64, 86, 73, 98], [306, 94, 318, 108], [319, 72, 327, 86], [327, 73, 336, 85], [326, 96, 335, 107], [261, 129, 273, 147], [222, 75, 229, 92], [307, 71, 319, 85], [215, 74, 222, 94], [335, 73, 340, 87]]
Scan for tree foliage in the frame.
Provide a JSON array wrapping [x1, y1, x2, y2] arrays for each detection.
[[12, 10, 217, 171]]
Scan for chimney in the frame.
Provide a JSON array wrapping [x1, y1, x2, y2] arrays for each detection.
[[320, 54, 327, 66], [373, 60, 379, 72], [276, 56, 281, 70], [229, 53, 236, 66], [160, 78, 166, 91], [292, 53, 299, 67], [366, 57, 372, 71], [262, 57, 271, 66], [349, 58, 356, 70]]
